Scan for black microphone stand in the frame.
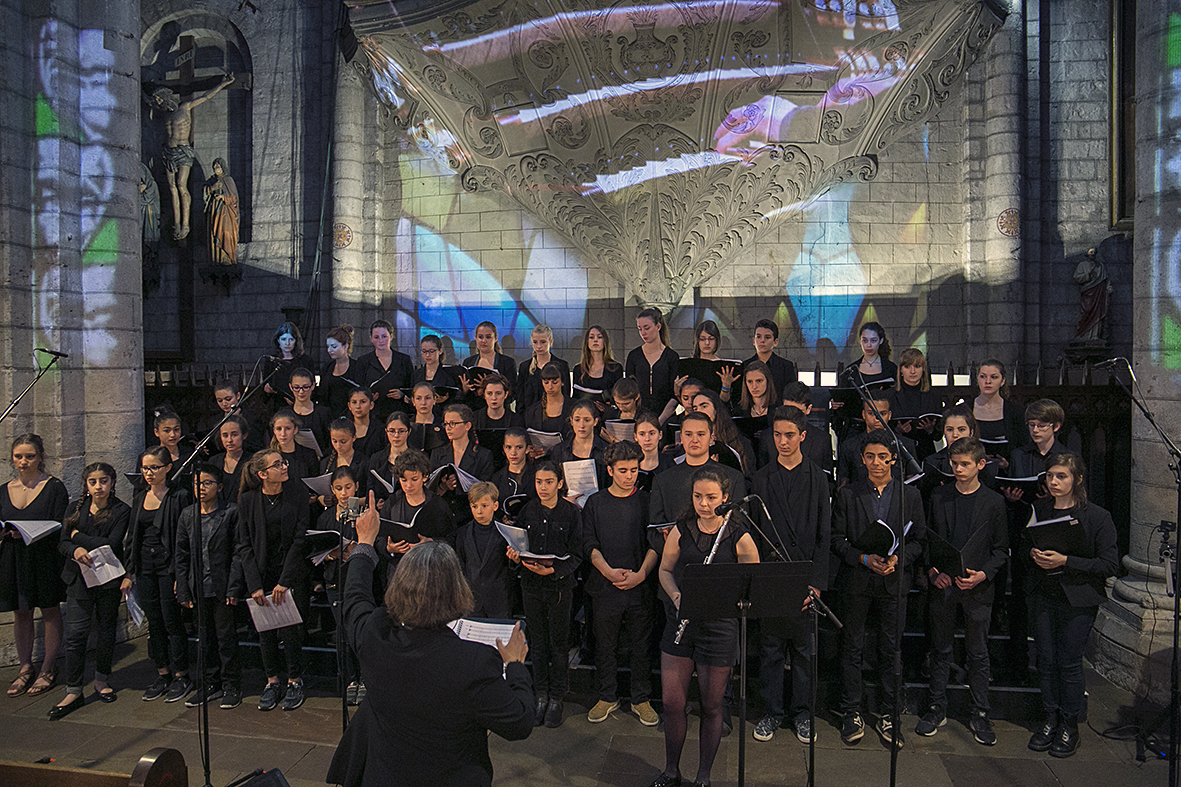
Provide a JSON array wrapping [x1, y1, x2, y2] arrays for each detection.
[[171, 362, 280, 787], [848, 368, 922, 787], [0, 352, 64, 425], [1109, 360, 1181, 787]]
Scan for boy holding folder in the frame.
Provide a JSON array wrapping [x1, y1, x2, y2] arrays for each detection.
[[917, 437, 1008, 745]]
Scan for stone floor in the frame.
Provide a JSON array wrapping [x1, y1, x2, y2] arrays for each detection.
[[0, 637, 1170, 786]]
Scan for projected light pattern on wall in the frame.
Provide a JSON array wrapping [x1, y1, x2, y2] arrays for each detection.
[[1158, 13, 1181, 370]]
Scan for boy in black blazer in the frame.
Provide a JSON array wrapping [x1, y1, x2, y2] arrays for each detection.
[[454, 482, 514, 618], [916, 438, 1008, 745]]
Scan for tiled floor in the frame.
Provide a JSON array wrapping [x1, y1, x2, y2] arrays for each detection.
[[0, 637, 1170, 786]]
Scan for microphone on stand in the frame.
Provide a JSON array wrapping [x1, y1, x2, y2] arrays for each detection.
[[1093, 357, 1126, 370], [36, 348, 69, 358], [715, 495, 755, 516]]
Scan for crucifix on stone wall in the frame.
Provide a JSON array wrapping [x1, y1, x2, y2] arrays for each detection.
[[146, 35, 244, 240]]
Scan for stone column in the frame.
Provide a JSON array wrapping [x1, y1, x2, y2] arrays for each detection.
[[1091, 1, 1181, 705], [331, 57, 371, 337]]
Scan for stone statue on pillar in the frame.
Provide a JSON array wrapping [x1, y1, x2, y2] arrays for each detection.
[[151, 73, 234, 240], [203, 157, 239, 265], [1074, 246, 1113, 341]]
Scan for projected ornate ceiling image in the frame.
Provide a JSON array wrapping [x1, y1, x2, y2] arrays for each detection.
[[347, 0, 1008, 312]]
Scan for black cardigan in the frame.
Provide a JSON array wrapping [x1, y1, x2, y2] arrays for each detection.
[[125, 485, 192, 578], [59, 496, 132, 596], [236, 482, 310, 593]]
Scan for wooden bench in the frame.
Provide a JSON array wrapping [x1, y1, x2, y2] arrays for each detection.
[[0, 746, 186, 787]]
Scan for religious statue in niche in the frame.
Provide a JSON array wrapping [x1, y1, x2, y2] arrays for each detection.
[[203, 157, 239, 265], [140, 161, 162, 293], [1074, 245, 1113, 342], [151, 73, 235, 240]]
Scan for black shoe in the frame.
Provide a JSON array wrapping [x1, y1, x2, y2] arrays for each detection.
[[970, 712, 997, 746], [220, 686, 242, 709], [258, 682, 284, 712], [646, 774, 681, 787], [347, 681, 360, 707], [534, 692, 548, 727], [48, 693, 85, 720], [721, 706, 732, 737], [544, 698, 564, 728], [1028, 713, 1058, 752], [97, 689, 117, 704], [876, 715, 904, 749], [185, 683, 223, 708], [915, 707, 946, 737], [142, 675, 170, 702], [841, 711, 865, 744], [1049, 716, 1079, 758], [163, 675, 193, 703], [281, 679, 305, 711]]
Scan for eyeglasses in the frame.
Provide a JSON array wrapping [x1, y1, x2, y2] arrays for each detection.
[[141, 464, 168, 473], [290, 384, 312, 392], [1027, 421, 1054, 430], [442, 420, 466, 428], [386, 427, 410, 436], [265, 459, 290, 471], [421, 347, 439, 355], [197, 480, 219, 488]]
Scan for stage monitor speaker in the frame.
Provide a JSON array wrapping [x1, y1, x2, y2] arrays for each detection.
[[225, 769, 291, 787]]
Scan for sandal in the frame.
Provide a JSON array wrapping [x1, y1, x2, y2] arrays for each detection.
[[26, 669, 57, 696], [7, 666, 34, 697]]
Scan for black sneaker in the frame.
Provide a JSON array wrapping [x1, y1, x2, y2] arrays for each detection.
[[258, 681, 284, 711], [753, 715, 779, 742], [163, 675, 193, 703], [841, 711, 865, 744], [1049, 718, 1079, 758], [915, 707, 946, 737], [142, 675, 170, 702], [184, 683, 223, 708], [220, 686, 242, 709], [876, 715, 904, 749], [346, 681, 360, 707], [281, 679, 305, 711], [970, 713, 997, 746], [793, 715, 815, 744]]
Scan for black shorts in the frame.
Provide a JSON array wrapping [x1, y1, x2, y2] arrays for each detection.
[[659, 602, 738, 667]]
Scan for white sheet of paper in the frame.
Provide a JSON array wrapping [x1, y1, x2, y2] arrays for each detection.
[[3, 520, 61, 545], [494, 521, 530, 553], [125, 585, 146, 627], [246, 593, 304, 632], [526, 429, 563, 452], [369, 469, 394, 494], [448, 618, 518, 649], [302, 472, 333, 498], [78, 545, 125, 588], [562, 459, 598, 507], [294, 428, 323, 458], [428, 463, 481, 492], [602, 420, 635, 442]]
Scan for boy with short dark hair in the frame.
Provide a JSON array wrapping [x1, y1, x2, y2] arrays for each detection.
[[454, 482, 514, 618], [917, 437, 1008, 745], [744, 319, 797, 401]]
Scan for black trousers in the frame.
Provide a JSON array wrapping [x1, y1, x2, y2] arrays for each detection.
[[62, 589, 122, 692], [839, 580, 905, 715], [196, 596, 241, 689], [257, 584, 308, 681], [758, 620, 813, 721], [928, 588, 992, 715], [138, 563, 189, 674], [522, 584, 573, 697], [591, 589, 654, 704]]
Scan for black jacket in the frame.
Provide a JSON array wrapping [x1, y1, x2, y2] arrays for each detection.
[[327, 547, 534, 787], [175, 502, 242, 603], [59, 496, 132, 596], [236, 483, 310, 593], [125, 485, 192, 578], [1024, 499, 1118, 608], [454, 521, 515, 618], [750, 457, 832, 591], [926, 483, 1009, 603], [430, 442, 496, 483], [832, 479, 926, 595]]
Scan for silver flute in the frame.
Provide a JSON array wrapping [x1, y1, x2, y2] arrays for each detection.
[[673, 510, 732, 645]]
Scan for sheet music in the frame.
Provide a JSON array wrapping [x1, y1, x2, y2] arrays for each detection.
[[2, 520, 61, 545], [448, 618, 518, 649], [294, 428, 323, 458], [246, 593, 304, 632], [561, 459, 599, 507], [77, 545, 125, 588], [428, 463, 481, 492], [602, 420, 635, 442], [369, 469, 394, 494], [494, 521, 530, 553], [526, 429, 563, 452], [125, 585, 146, 627], [302, 472, 333, 498]]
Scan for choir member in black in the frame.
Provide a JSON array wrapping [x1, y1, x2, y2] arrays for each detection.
[[152, 408, 190, 470], [317, 467, 365, 705], [236, 450, 310, 712], [649, 412, 747, 525], [462, 320, 518, 396], [346, 387, 385, 458], [739, 319, 797, 406], [692, 389, 754, 474], [264, 321, 315, 411], [751, 407, 831, 744], [972, 358, 1028, 467], [491, 429, 535, 523], [890, 348, 943, 461], [288, 367, 331, 455], [408, 382, 446, 453], [1024, 453, 1117, 758], [735, 359, 776, 420], [367, 412, 412, 500], [432, 404, 496, 519], [573, 325, 625, 399], [634, 413, 676, 488], [412, 334, 463, 407], [126, 445, 193, 702], [355, 319, 413, 421], [269, 409, 319, 484], [506, 461, 582, 728], [850, 321, 897, 387], [517, 324, 571, 411], [454, 482, 515, 618], [2, 435, 69, 699], [174, 465, 243, 710], [320, 324, 362, 418], [523, 362, 573, 452], [662, 377, 705, 446], [603, 377, 642, 425], [212, 380, 264, 455], [472, 373, 524, 430], [915, 438, 1008, 745], [582, 441, 660, 727], [378, 450, 457, 582], [831, 430, 926, 749], [625, 307, 680, 423], [836, 395, 915, 489], [777, 381, 834, 476], [321, 418, 369, 499], [693, 319, 740, 403], [550, 401, 608, 502], [49, 463, 129, 718], [652, 468, 759, 787]]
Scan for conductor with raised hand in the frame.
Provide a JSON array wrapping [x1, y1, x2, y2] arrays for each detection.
[[328, 492, 534, 787]]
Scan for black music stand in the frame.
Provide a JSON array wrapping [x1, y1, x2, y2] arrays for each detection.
[[680, 561, 814, 787]]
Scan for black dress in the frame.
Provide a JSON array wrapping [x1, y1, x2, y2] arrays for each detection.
[[320, 359, 364, 418], [573, 362, 624, 398], [0, 477, 70, 611], [625, 345, 679, 416], [356, 350, 414, 421]]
